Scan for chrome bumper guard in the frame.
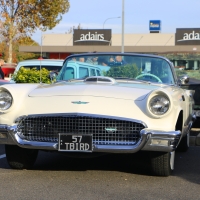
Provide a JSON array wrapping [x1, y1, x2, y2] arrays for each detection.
[[0, 125, 181, 153]]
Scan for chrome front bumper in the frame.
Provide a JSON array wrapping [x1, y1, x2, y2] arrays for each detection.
[[0, 124, 181, 153]]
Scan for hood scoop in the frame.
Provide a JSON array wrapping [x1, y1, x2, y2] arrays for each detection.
[[84, 76, 116, 84]]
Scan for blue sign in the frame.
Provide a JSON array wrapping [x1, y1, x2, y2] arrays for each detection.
[[149, 20, 161, 31]]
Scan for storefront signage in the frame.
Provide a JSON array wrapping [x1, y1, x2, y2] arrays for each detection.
[[149, 20, 161, 31], [73, 29, 111, 46], [175, 28, 200, 45]]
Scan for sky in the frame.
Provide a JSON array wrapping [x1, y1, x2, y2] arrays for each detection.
[[32, 0, 200, 44]]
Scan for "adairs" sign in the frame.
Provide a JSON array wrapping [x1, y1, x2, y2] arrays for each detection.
[[175, 28, 200, 45], [73, 29, 111, 46]]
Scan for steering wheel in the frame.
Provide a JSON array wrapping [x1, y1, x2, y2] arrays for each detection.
[[135, 73, 162, 83]]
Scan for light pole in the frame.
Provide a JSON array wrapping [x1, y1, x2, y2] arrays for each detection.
[[121, 0, 125, 53], [40, 31, 45, 83], [103, 16, 121, 29], [40, 31, 43, 83]]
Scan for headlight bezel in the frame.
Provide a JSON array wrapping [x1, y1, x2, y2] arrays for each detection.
[[0, 88, 13, 111], [147, 90, 172, 118]]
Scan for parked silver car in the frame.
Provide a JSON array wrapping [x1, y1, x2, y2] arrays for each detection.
[[10, 59, 64, 83]]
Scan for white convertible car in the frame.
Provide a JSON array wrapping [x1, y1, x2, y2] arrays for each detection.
[[0, 53, 195, 176]]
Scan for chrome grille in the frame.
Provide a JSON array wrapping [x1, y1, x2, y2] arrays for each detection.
[[16, 115, 145, 145]]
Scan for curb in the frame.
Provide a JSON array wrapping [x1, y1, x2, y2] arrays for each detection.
[[190, 134, 200, 146]]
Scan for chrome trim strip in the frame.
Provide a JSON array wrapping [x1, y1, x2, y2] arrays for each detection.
[[14, 133, 58, 150], [84, 76, 116, 84], [92, 130, 149, 153], [0, 125, 181, 153], [141, 129, 181, 152], [182, 114, 196, 137]]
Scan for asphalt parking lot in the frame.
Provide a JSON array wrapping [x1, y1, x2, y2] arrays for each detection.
[[0, 144, 200, 200]]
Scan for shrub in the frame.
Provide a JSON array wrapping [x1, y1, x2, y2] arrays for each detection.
[[12, 67, 51, 83], [174, 68, 187, 77], [185, 70, 200, 80]]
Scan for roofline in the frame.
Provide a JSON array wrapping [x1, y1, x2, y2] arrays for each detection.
[[18, 59, 64, 62], [19, 45, 200, 53]]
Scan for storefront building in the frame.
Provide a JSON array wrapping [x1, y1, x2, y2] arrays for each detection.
[[19, 27, 200, 70]]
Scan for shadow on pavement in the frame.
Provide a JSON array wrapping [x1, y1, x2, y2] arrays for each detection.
[[173, 146, 200, 184], [33, 147, 200, 183], [1, 145, 200, 184], [34, 150, 153, 176]]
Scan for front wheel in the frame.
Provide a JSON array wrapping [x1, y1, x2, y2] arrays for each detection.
[[5, 145, 38, 169], [149, 151, 175, 176]]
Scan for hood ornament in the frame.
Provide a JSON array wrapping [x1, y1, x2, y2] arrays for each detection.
[[71, 101, 89, 104]]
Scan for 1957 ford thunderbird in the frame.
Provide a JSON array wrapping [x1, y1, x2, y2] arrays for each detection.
[[0, 53, 195, 176]]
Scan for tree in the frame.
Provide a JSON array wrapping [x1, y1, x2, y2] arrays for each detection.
[[66, 23, 82, 34], [0, 0, 70, 63], [14, 36, 40, 62], [0, 36, 39, 63]]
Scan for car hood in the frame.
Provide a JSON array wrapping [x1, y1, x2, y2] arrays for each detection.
[[28, 81, 163, 101]]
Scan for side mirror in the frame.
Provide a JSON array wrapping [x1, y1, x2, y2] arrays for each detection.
[[179, 75, 189, 84], [49, 71, 58, 83]]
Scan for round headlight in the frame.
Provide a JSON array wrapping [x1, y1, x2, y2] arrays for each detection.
[[0, 90, 13, 110], [149, 95, 170, 115]]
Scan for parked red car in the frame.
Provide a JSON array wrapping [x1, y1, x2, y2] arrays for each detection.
[[1, 63, 16, 80]]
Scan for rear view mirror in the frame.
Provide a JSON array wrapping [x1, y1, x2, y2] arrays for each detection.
[[49, 71, 58, 83]]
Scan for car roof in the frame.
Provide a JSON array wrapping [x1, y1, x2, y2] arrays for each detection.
[[17, 59, 64, 66]]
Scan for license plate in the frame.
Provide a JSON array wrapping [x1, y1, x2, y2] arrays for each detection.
[[58, 134, 93, 152]]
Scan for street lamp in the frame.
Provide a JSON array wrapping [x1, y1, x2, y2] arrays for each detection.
[[103, 16, 121, 29]]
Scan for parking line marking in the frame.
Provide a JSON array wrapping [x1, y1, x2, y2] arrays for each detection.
[[0, 154, 6, 159]]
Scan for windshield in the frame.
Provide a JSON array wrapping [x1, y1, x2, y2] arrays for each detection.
[[56, 54, 175, 84]]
